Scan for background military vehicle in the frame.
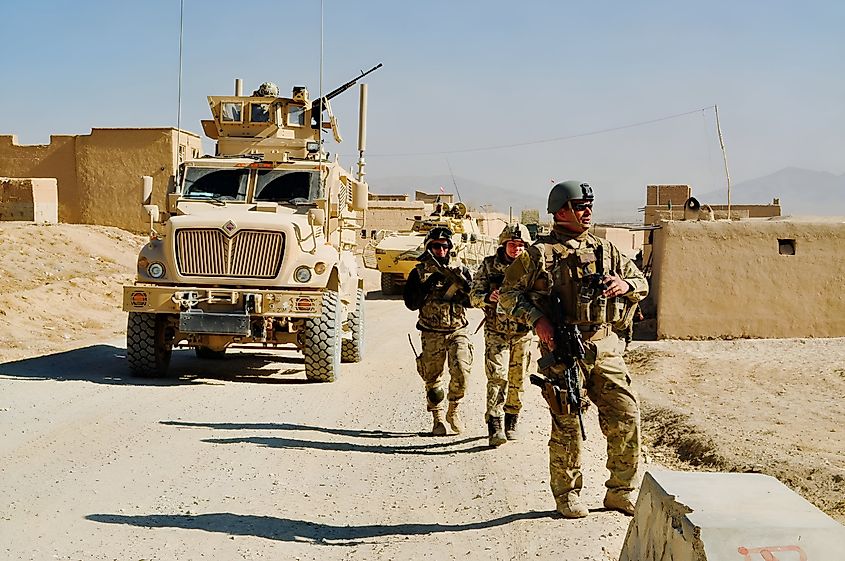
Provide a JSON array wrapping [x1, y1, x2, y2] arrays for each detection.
[[366, 201, 497, 295], [123, 66, 380, 382]]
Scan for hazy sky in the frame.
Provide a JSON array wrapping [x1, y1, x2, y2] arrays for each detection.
[[2, 1, 843, 207]]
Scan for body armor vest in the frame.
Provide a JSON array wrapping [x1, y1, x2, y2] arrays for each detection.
[[415, 261, 469, 332], [531, 234, 626, 326]]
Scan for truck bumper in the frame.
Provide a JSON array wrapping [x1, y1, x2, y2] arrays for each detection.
[[122, 285, 324, 318]]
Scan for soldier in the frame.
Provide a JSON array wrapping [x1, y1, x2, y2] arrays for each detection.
[[470, 223, 534, 447], [499, 180, 648, 518], [403, 227, 474, 436]]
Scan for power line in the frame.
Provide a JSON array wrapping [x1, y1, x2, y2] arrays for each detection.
[[360, 105, 715, 158]]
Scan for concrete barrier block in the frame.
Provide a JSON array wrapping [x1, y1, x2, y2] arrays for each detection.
[[619, 470, 845, 561], [0, 177, 58, 224]]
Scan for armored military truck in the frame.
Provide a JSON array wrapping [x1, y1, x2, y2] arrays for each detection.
[[366, 201, 497, 295], [123, 67, 380, 382]]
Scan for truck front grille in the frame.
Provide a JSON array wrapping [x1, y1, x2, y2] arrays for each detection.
[[176, 229, 284, 278]]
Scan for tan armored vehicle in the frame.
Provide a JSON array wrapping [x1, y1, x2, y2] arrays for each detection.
[[122, 66, 380, 381], [367, 201, 497, 295]]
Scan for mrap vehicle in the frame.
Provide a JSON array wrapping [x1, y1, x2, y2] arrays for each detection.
[[123, 66, 380, 382]]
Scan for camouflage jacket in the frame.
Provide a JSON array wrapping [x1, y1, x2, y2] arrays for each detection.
[[470, 248, 531, 336], [498, 229, 648, 331], [403, 256, 472, 332]]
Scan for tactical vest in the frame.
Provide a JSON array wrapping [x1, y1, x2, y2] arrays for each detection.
[[531, 234, 627, 327], [481, 255, 530, 335], [415, 262, 469, 332]]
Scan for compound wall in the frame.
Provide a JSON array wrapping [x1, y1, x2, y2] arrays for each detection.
[[651, 217, 845, 338], [0, 129, 201, 232]]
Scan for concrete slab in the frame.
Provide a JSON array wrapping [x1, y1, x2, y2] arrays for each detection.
[[619, 469, 845, 561]]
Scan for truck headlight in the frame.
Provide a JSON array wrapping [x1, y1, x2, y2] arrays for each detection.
[[294, 266, 312, 283], [148, 262, 166, 278]]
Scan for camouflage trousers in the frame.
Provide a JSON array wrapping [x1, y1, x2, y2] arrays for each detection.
[[417, 328, 473, 411], [542, 330, 641, 505], [484, 329, 532, 421]]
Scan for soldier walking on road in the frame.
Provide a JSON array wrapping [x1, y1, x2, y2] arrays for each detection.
[[403, 227, 474, 436], [499, 180, 648, 518], [470, 223, 534, 447]]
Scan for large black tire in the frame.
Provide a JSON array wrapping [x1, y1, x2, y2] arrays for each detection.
[[195, 346, 227, 359], [381, 272, 399, 295], [341, 287, 365, 363], [127, 312, 172, 377], [302, 290, 342, 382]]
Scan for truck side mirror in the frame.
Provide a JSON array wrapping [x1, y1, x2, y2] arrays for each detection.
[[141, 176, 159, 222], [141, 175, 153, 205], [351, 181, 368, 211]]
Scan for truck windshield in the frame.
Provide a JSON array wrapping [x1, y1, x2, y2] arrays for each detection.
[[254, 170, 320, 205], [182, 168, 249, 201]]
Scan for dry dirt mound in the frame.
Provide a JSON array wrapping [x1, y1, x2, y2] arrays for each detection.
[[0, 222, 146, 362], [626, 342, 845, 522]]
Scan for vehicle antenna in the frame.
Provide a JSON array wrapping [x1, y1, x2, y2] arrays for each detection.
[[446, 158, 463, 203], [175, 0, 185, 185]]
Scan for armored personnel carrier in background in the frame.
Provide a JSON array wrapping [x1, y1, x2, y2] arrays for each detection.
[[123, 66, 380, 382], [367, 201, 497, 295]]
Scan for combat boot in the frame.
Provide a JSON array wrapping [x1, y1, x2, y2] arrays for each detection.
[[431, 410, 448, 436], [504, 413, 520, 440], [487, 416, 507, 447], [603, 491, 636, 516], [446, 401, 464, 434], [556, 495, 589, 519]]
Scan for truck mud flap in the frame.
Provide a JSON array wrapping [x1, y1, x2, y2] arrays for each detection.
[[179, 311, 250, 335]]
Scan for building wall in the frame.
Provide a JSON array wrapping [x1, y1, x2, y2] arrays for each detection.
[[592, 226, 644, 259], [0, 178, 58, 223], [646, 184, 691, 206], [0, 128, 201, 232], [651, 218, 845, 339], [363, 200, 427, 237], [0, 135, 80, 222]]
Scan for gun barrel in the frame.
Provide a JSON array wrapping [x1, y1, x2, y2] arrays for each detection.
[[314, 63, 383, 108]]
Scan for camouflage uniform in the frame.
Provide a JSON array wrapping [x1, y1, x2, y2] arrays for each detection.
[[499, 229, 648, 511], [470, 248, 532, 422], [403, 255, 474, 418]]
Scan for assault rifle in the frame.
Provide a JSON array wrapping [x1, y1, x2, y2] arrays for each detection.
[[420, 250, 471, 302], [473, 272, 505, 334], [531, 293, 588, 440]]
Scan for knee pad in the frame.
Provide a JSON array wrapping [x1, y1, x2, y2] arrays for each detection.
[[427, 386, 445, 405]]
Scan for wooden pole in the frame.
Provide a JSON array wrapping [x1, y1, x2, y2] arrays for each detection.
[[714, 105, 733, 220]]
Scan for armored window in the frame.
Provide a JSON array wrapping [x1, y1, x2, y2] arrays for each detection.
[[254, 170, 320, 205], [250, 103, 271, 123], [221, 102, 243, 123], [287, 104, 306, 127], [182, 167, 249, 201]]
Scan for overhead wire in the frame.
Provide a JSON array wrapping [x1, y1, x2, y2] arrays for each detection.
[[357, 105, 716, 158]]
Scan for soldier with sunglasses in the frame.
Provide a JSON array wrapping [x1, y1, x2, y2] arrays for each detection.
[[498, 180, 648, 518], [404, 226, 475, 436]]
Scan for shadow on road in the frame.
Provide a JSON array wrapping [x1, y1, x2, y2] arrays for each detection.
[[364, 290, 403, 301], [86, 510, 553, 545], [0, 345, 312, 386], [160, 420, 421, 439], [201, 434, 489, 455]]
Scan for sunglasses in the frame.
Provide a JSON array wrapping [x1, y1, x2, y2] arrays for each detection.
[[429, 243, 450, 250], [571, 202, 593, 211]]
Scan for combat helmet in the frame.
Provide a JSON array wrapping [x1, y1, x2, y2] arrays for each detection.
[[424, 226, 454, 249], [547, 180, 594, 213], [498, 222, 532, 245], [253, 82, 280, 97]]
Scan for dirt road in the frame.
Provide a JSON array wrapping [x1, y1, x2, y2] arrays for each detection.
[[0, 279, 633, 560], [2, 222, 842, 560]]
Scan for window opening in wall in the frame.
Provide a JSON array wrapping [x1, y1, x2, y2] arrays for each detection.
[[778, 238, 796, 255]]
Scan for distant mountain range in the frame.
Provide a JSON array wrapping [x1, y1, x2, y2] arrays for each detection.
[[369, 168, 845, 223], [697, 167, 845, 216]]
